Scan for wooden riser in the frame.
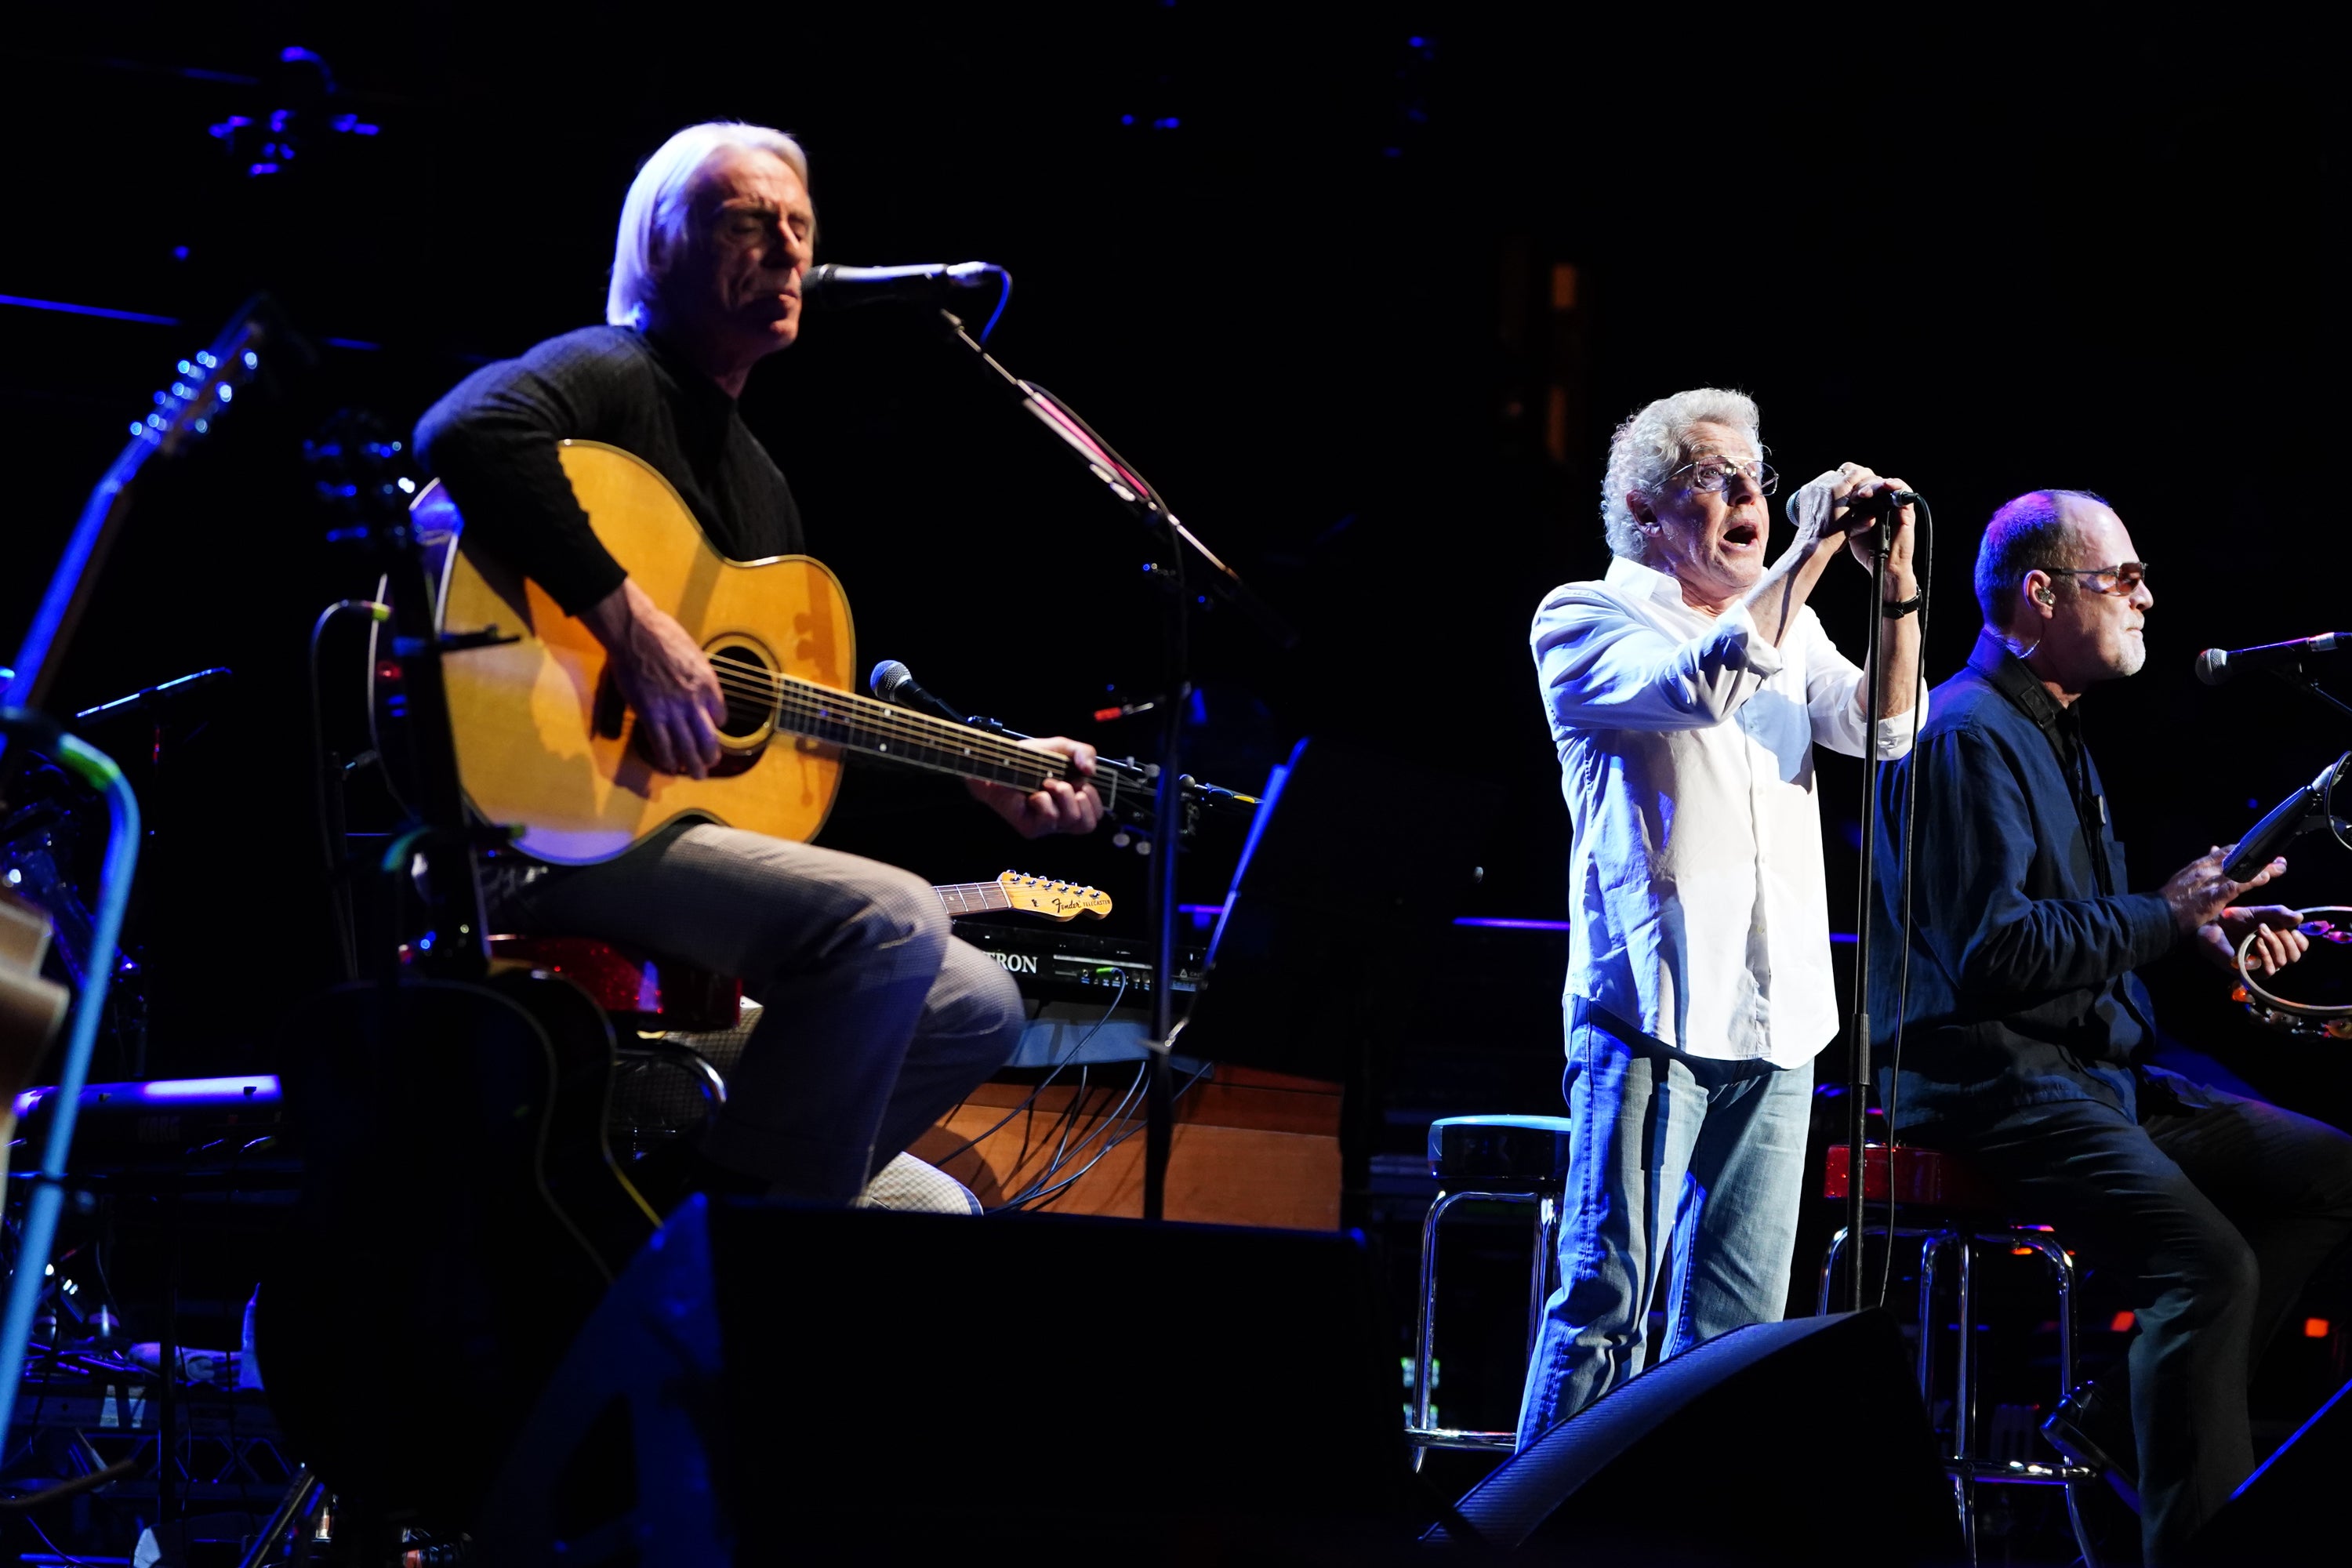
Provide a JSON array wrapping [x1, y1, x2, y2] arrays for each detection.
[[909, 1068, 1343, 1229]]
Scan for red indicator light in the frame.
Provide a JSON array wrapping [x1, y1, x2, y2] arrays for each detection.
[[2109, 1311, 2136, 1333], [2305, 1317, 2331, 1339]]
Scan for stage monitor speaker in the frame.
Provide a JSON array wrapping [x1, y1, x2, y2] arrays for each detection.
[[480, 1196, 1435, 1565], [1439, 1309, 1963, 1566], [2187, 1374, 2352, 1563]]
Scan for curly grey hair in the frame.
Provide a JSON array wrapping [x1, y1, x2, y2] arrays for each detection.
[[1599, 388, 1762, 558]]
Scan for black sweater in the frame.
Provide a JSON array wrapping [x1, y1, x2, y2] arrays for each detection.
[[414, 326, 805, 615]]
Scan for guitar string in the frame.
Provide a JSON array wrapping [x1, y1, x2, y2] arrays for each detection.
[[694, 656, 1114, 778], [606, 652, 1158, 801], [934, 880, 1099, 909], [710, 693, 1057, 783], [692, 662, 1143, 793], [699, 662, 1057, 771]]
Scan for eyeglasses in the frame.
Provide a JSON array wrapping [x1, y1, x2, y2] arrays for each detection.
[[2052, 561, 2150, 597], [1668, 457, 1779, 497]]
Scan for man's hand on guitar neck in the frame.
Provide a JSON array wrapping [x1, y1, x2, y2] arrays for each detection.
[[967, 739, 1105, 839], [581, 579, 727, 779]]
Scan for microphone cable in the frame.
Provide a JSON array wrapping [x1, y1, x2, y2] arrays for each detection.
[[1876, 494, 1933, 1308], [978, 268, 1012, 343]]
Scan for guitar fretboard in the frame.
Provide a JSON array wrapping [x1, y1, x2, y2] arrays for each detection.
[[931, 881, 1014, 917], [764, 672, 1093, 798]]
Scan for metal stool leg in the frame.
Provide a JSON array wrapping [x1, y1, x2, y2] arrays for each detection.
[[1916, 1231, 1945, 1411], [1954, 1235, 1979, 1566], [1411, 1189, 1464, 1462], [1526, 1189, 1559, 1364], [2020, 1233, 2100, 1568], [1817, 1226, 1851, 1316], [1408, 1189, 1539, 1457]]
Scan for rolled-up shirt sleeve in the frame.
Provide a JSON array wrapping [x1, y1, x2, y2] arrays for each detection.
[[1798, 607, 1925, 760], [1532, 585, 1780, 735]]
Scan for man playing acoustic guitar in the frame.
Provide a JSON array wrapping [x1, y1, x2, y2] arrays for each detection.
[[416, 121, 1102, 1207]]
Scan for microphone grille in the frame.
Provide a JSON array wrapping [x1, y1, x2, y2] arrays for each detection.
[[2194, 648, 2229, 686], [869, 659, 911, 700]]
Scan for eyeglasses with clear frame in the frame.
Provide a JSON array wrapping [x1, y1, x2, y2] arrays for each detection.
[[1667, 457, 1779, 497], [2053, 561, 2150, 597]]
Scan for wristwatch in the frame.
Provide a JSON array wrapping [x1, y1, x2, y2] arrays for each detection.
[[1881, 592, 1924, 619]]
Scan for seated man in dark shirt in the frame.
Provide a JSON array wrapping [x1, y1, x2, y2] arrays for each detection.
[[416, 122, 1102, 1207], [1867, 488, 2352, 1563]]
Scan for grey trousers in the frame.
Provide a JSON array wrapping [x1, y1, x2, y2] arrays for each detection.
[[503, 822, 1025, 1203]]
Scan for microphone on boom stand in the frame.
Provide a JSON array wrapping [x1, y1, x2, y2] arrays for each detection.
[[803, 263, 1006, 314], [869, 660, 972, 726], [2194, 633, 2347, 686]]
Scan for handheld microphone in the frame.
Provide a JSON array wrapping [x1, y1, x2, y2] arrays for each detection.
[[2224, 752, 2348, 881], [2194, 633, 2346, 686], [1842, 488, 1922, 521], [802, 263, 1004, 312], [869, 659, 970, 726]]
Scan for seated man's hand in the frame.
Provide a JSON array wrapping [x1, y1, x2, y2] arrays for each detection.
[[581, 579, 727, 779], [2162, 844, 2285, 937], [2197, 905, 2312, 976], [967, 736, 1103, 839]]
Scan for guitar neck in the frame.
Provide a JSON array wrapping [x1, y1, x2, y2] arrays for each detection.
[[768, 673, 1080, 795], [931, 881, 1013, 917]]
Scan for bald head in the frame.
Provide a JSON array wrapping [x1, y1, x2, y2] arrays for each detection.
[[1974, 489, 2110, 629], [1976, 488, 2152, 697]]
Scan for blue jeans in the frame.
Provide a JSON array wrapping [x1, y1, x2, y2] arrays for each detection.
[[1515, 999, 1814, 1446]]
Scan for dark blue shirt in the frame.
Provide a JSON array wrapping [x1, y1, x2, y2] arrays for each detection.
[[1867, 630, 2180, 1130]]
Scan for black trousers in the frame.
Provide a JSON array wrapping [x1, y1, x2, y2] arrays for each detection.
[[1929, 1066, 2352, 1564]]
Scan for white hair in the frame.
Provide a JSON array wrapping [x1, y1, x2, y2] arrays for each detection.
[[1599, 387, 1763, 558], [606, 122, 812, 330]]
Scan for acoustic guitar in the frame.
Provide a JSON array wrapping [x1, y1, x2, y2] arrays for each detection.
[[415, 441, 1158, 865]]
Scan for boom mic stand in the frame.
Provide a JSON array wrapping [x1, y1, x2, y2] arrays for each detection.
[[931, 307, 1295, 1219]]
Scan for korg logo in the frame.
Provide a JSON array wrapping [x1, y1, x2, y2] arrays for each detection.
[[988, 952, 1040, 975]]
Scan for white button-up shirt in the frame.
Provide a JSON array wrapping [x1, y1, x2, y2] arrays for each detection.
[[1534, 555, 1923, 1067]]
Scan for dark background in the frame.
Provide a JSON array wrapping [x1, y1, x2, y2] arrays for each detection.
[[7, 2, 2343, 1103], [5, 0, 2350, 1529]]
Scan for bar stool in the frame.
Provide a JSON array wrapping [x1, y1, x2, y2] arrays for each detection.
[[487, 935, 734, 1153], [1408, 1114, 1575, 1460], [1820, 1144, 2102, 1568]]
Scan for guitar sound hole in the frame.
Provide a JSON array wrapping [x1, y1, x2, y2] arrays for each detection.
[[710, 646, 775, 742]]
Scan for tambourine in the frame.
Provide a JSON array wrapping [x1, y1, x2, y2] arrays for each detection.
[[2233, 907, 2352, 1039]]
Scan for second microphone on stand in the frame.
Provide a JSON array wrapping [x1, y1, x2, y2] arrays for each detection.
[[869, 659, 971, 726]]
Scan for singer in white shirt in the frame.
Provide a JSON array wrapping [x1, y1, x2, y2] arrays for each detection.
[[1515, 387, 1924, 1444]]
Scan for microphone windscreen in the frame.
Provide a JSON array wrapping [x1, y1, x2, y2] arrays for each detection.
[[2194, 648, 2230, 685], [869, 659, 912, 701]]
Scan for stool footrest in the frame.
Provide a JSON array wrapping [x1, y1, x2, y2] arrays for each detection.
[[1406, 1426, 1516, 1453], [1946, 1459, 2098, 1486]]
